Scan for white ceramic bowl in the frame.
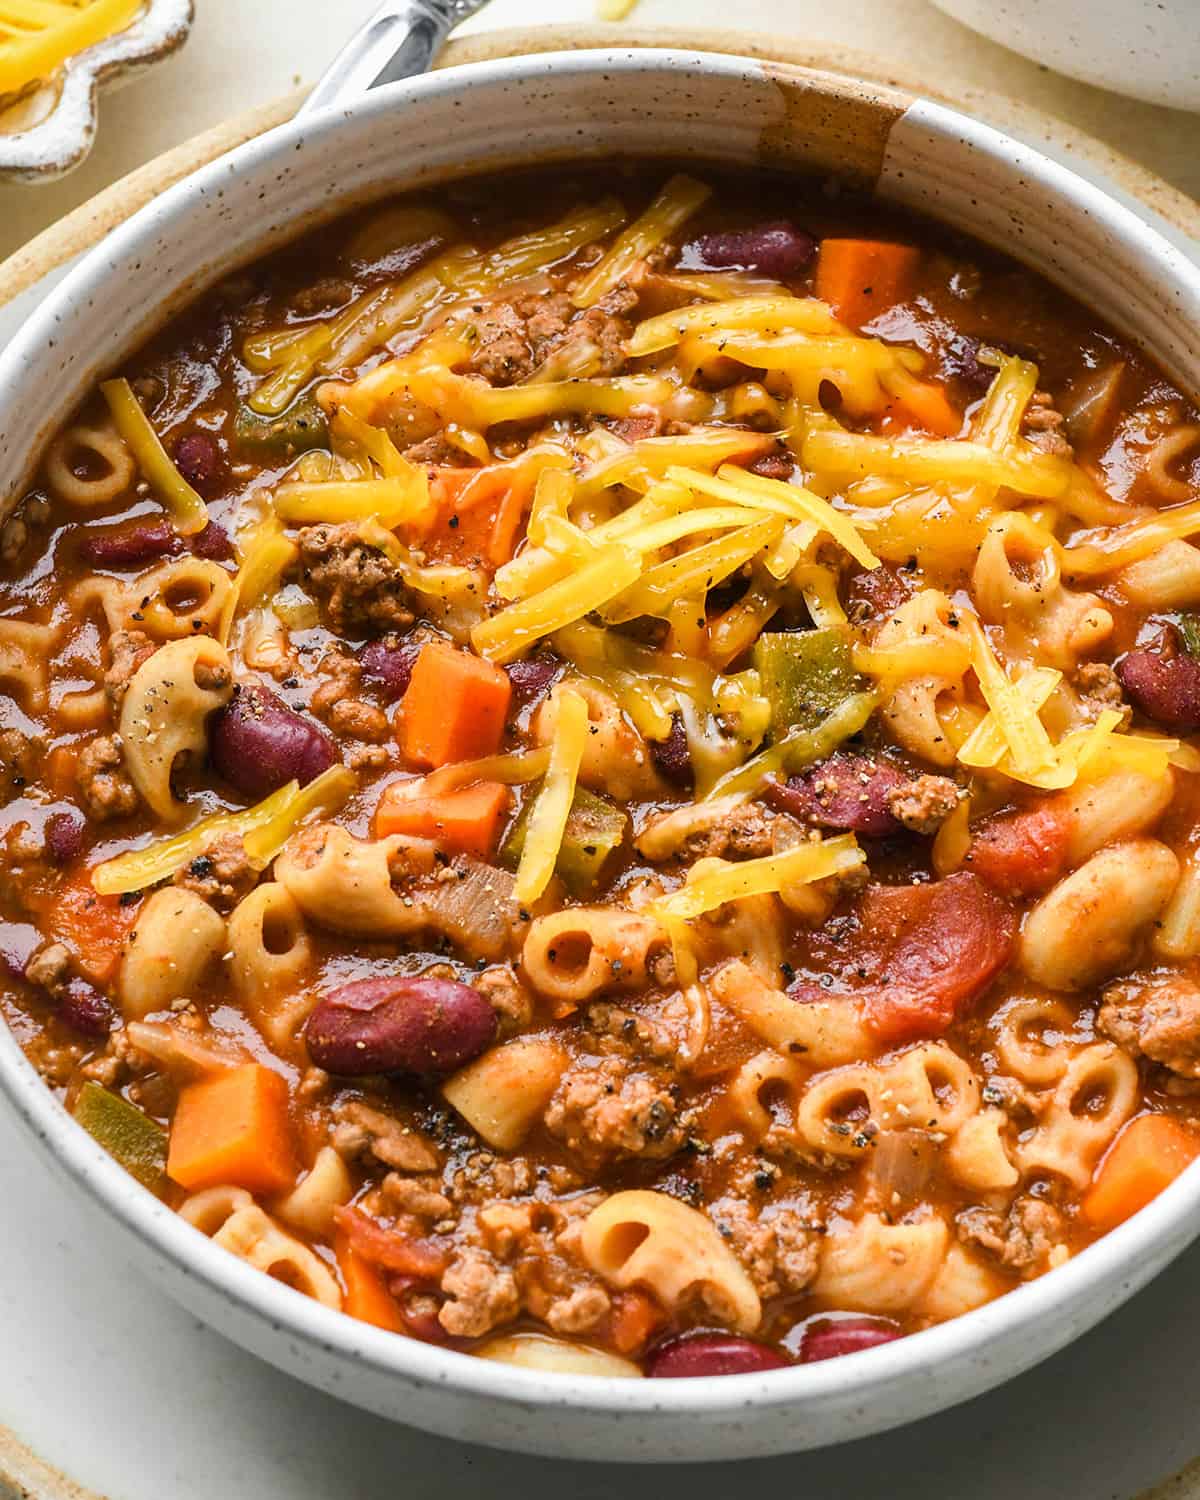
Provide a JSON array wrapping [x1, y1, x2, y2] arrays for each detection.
[[3, 48, 1200, 1464], [930, 0, 1200, 113]]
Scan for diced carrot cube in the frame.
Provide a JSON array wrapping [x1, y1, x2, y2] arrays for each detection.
[[400, 642, 511, 769], [1082, 1114, 1200, 1231], [167, 1064, 297, 1196], [373, 779, 509, 858], [815, 238, 921, 328]]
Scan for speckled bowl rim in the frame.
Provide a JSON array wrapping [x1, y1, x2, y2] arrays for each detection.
[[3, 45, 1200, 1451], [0, 0, 193, 182]]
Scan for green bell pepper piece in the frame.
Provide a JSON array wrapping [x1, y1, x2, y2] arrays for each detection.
[[503, 785, 628, 895], [751, 627, 867, 736], [233, 393, 329, 459], [73, 1081, 167, 1191]]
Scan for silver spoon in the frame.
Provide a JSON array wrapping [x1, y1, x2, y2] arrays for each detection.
[[301, 0, 495, 116]]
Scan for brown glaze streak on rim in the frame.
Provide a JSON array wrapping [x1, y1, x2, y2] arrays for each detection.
[[0, 24, 1197, 311], [753, 60, 911, 185]]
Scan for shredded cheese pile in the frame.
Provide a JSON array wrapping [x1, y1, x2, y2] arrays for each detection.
[[0, 0, 140, 96], [211, 176, 1200, 806]]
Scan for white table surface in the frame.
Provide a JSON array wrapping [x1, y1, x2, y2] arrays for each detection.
[[4, 2, 1200, 1496]]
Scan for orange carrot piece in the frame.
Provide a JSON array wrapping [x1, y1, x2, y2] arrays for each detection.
[[40, 870, 140, 985], [400, 641, 511, 769], [433, 464, 538, 569], [488, 477, 530, 567], [335, 1232, 404, 1333], [373, 779, 509, 858], [1082, 1114, 1200, 1231], [880, 382, 961, 438], [167, 1063, 297, 1196], [815, 238, 921, 328]]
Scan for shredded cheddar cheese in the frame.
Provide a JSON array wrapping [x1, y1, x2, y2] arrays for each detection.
[[650, 834, 866, 924], [572, 175, 711, 309], [273, 474, 431, 528], [625, 295, 843, 357], [0, 0, 140, 96], [472, 544, 642, 663], [91, 766, 355, 897], [962, 617, 1059, 780], [514, 687, 589, 904], [100, 378, 208, 536], [221, 514, 298, 640]]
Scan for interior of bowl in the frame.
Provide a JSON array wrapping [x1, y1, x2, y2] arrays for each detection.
[[3, 48, 1200, 1461]]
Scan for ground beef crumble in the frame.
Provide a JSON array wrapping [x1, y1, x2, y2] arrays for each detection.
[[310, 648, 390, 743], [297, 523, 415, 634], [173, 830, 258, 912], [24, 940, 71, 998], [464, 285, 637, 387], [544, 1057, 686, 1168], [437, 1191, 611, 1340], [885, 774, 961, 834], [472, 962, 533, 1034], [1098, 976, 1200, 1079], [708, 1195, 822, 1298], [1022, 390, 1073, 457], [585, 1000, 677, 1063], [103, 629, 158, 714], [331, 1100, 442, 1173], [1072, 661, 1131, 726], [76, 734, 139, 820], [636, 799, 778, 863], [0, 727, 40, 792], [957, 1196, 1064, 1275]]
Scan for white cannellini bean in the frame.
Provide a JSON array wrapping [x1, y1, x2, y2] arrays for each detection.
[[1019, 838, 1179, 991]]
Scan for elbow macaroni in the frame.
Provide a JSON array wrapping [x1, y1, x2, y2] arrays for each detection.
[[580, 1190, 761, 1333], [119, 888, 227, 1020], [119, 636, 234, 820]]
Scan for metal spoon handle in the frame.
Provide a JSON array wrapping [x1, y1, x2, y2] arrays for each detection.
[[300, 0, 490, 116]]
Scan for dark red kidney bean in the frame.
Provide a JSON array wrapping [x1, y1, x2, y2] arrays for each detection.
[[190, 520, 235, 562], [359, 639, 422, 702], [44, 809, 85, 865], [746, 449, 795, 481], [1117, 637, 1200, 730], [80, 519, 182, 568], [305, 975, 497, 1076], [504, 653, 561, 708], [651, 712, 693, 789], [684, 221, 815, 279], [385, 1274, 449, 1342], [174, 431, 225, 496], [0, 922, 41, 980], [646, 1333, 791, 1378], [765, 751, 905, 837], [209, 683, 337, 798], [59, 977, 114, 1038], [796, 1316, 901, 1363]]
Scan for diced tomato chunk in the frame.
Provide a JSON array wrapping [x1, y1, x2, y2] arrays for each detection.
[[791, 872, 1015, 1044], [967, 803, 1071, 898], [861, 874, 1015, 1042], [332, 1205, 448, 1281]]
